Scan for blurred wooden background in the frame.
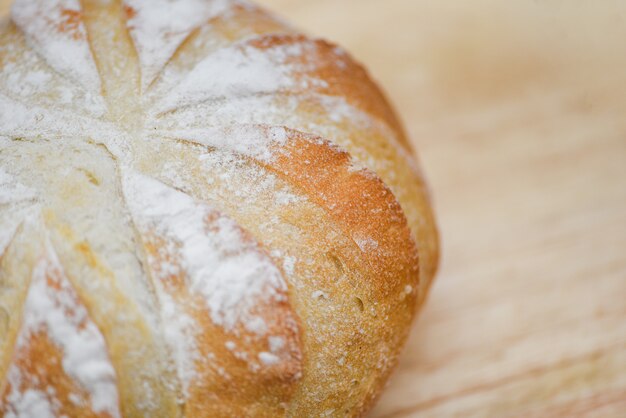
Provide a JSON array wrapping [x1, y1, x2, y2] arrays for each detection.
[[2, 1, 626, 416]]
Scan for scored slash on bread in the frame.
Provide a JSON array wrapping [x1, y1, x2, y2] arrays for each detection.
[[122, 171, 303, 416], [0, 0, 439, 416], [1, 226, 121, 418]]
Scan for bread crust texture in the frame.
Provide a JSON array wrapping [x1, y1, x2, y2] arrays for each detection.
[[0, 0, 438, 416]]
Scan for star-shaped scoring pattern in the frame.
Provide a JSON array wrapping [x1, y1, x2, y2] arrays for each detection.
[[0, 0, 434, 416]]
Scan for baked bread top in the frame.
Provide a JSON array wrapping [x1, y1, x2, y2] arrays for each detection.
[[0, 0, 438, 416]]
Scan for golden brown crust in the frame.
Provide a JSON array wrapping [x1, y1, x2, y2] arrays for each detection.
[[133, 202, 303, 417], [0, 0, 439, 416], [137, 123, 423, 415], [0, 223, 41, 399], [265, 128, 420, 297], [262, 130, 421, 415], [1, 254, 120, 418], [246, 34, 410, 151]]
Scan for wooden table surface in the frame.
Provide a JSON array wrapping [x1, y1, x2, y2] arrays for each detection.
[[2, 1, 626, 417]]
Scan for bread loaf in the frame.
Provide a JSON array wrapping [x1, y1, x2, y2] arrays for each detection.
[[0, 0, 438, 416]]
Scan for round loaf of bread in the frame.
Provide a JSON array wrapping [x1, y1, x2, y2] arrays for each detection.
[[0, 0, 438, 416]]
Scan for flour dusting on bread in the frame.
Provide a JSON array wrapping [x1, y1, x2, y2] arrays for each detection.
[[11, 0, 101, 91], [122, 171, 287, 332], [0, 0, 437, 415], [3, 242, 121, 417], [124, 0, 233, 88]]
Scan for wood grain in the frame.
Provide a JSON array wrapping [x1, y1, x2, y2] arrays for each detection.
[[2, 0, 625, 416]]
